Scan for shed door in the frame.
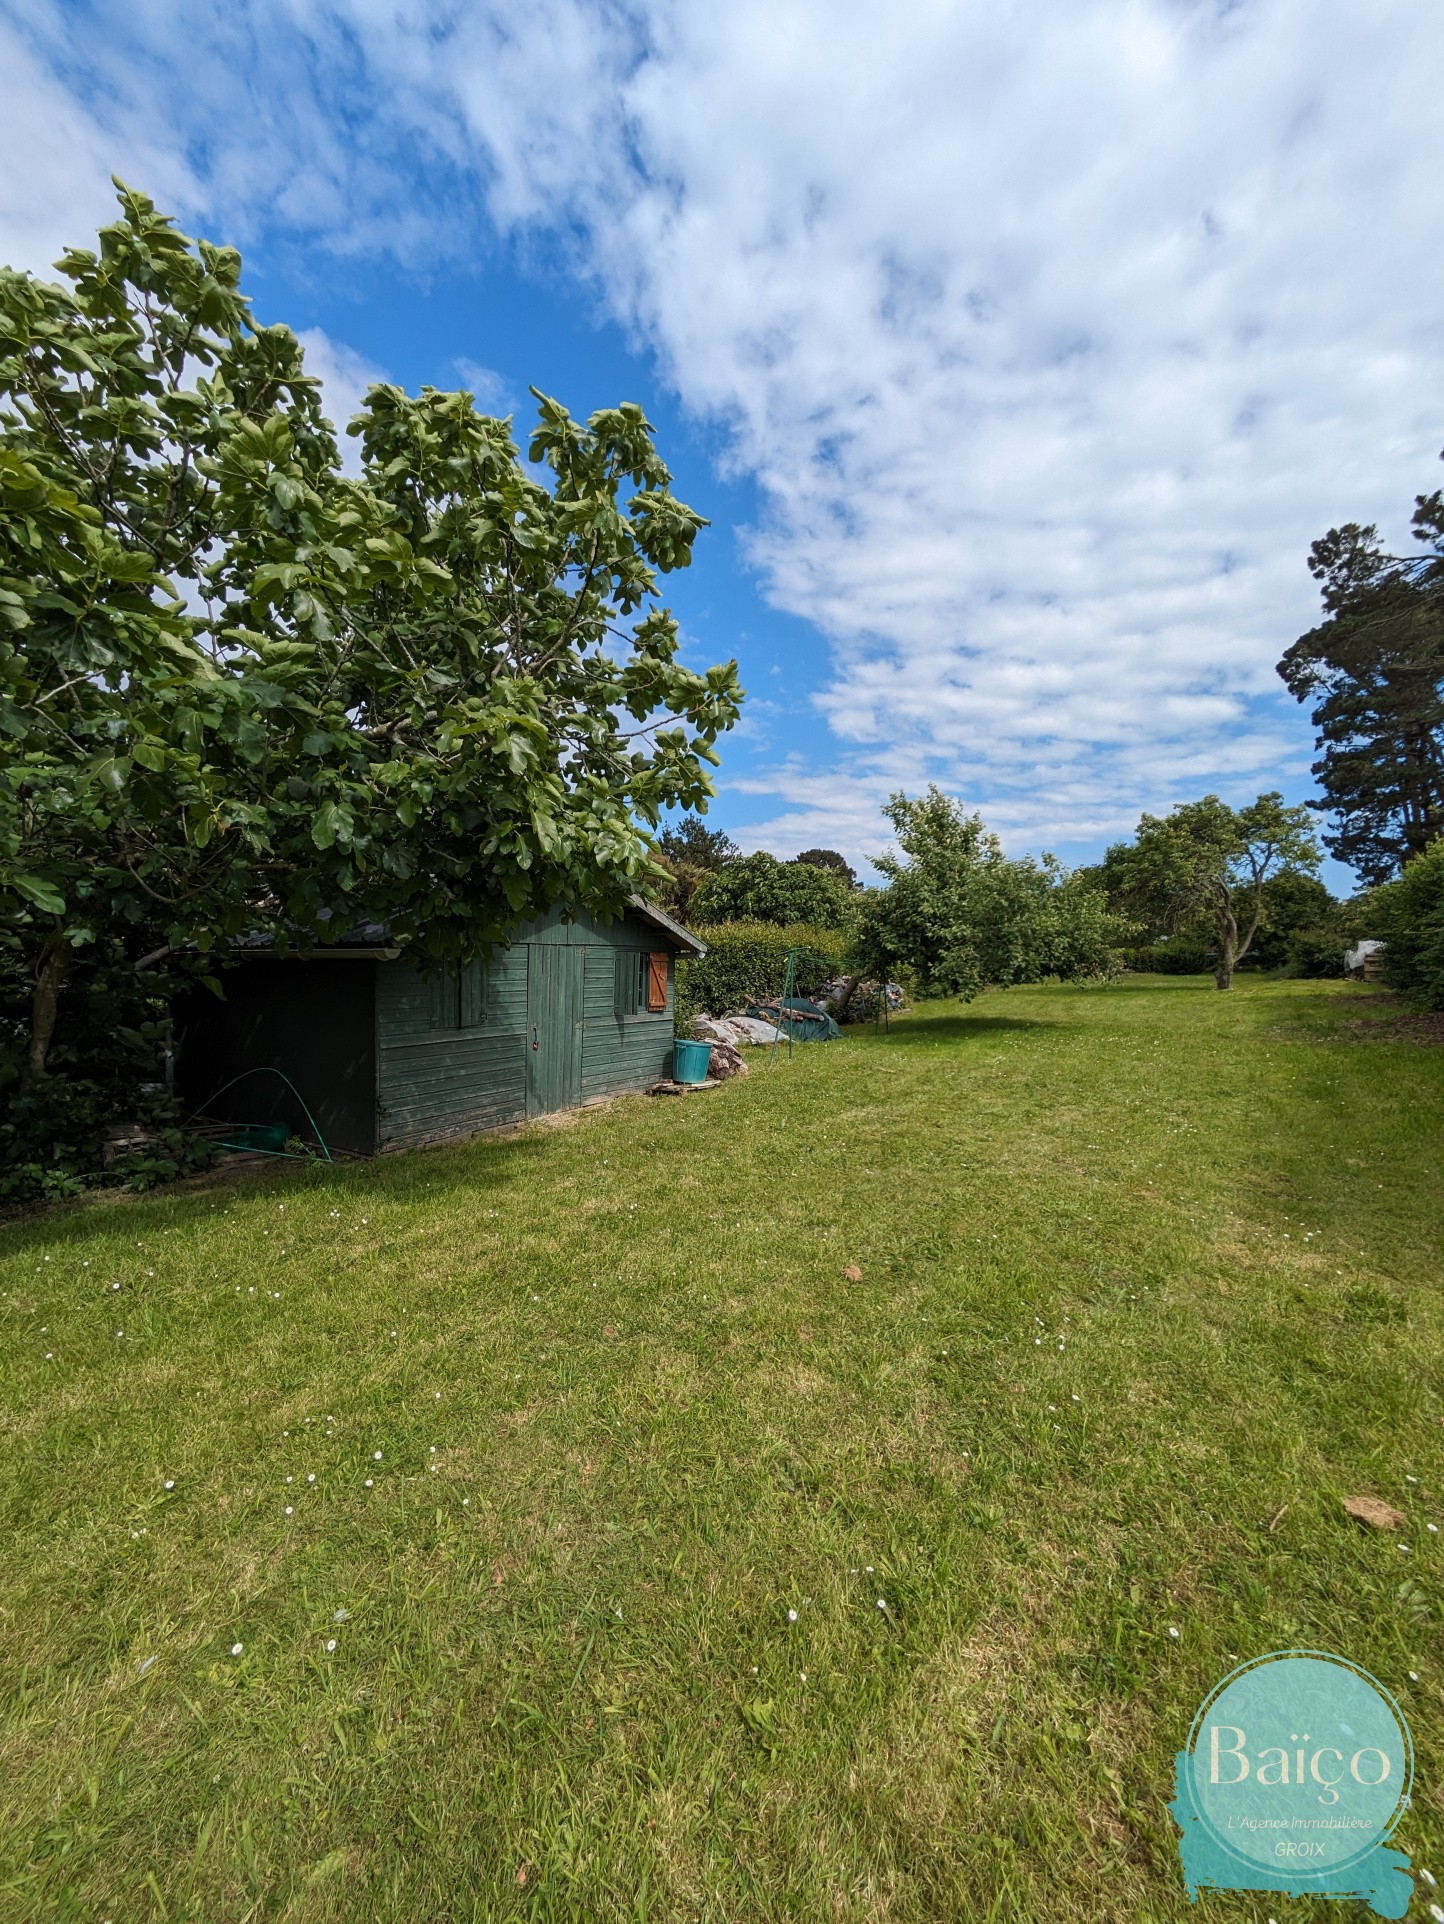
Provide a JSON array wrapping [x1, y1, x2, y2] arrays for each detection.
[[525, 947, 584, 1117]]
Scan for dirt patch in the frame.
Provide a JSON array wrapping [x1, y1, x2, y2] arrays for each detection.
[[1330, 992, 1444, 1046], [1339, 1009, 1444, 1046]]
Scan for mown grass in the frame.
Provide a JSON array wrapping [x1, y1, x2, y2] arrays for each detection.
[[2, 976, 1442, 1922]]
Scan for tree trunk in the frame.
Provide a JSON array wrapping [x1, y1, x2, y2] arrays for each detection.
[[826, 971, 865, 1019], [1214, 909, 1237, 990], [20, 938, 67, 1091]]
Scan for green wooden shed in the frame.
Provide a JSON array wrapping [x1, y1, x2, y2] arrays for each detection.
[[175, 899, 705, 1157]]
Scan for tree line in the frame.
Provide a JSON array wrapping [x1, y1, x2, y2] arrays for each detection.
[[657, 785, 1346, 1012], [664, 435, 1444, 1015]]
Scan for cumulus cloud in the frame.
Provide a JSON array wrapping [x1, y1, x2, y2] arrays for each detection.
[[0, 14, 195, 276], [453, 358, 516, 417], [9, 0, 1444, 859]]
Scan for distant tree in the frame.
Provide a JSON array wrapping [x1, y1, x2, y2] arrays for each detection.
[[851, 787, 1117, 1000], [1277, 450, 1444, 884], [649, 813, 740, 921], [795, 847, 857, 886], [689, 850, 857, 929], [1104, 794, 1319, 989], [656, 813, 739, 871]]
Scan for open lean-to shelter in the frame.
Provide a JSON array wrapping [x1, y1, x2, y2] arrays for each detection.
[[175, 899, 705, 1158]]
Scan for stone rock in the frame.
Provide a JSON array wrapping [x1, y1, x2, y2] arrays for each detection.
[[1342, 1495, 1407, 1530]]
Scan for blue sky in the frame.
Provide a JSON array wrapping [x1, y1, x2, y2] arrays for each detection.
[[5, 0, 1444, 890]]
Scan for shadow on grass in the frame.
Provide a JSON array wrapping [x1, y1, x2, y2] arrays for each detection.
[[0, 1114, 564, 1254], [1094, 974, 1217, 994], [869, 1012, 1064, 1046]]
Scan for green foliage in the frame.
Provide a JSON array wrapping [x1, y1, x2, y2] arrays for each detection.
[[1, 184, 741, 1166], [1116, 942, 1214, 975], [1239, 871, 1340, 972], [0, 937, 215, 1202], [1101, 792, 1319, 988], [651, 811, 739, 920], [1277, 451, 1444, 884], [850, 788, 1117, 1000], [1374, 839, 1444, 1010], [689, 852, 857, 930], [674, 922, 849, 1029], [1283, 928, 1349, 980]]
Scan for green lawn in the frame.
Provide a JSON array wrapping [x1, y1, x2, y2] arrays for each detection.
[[3, 977, 1442, 1922]]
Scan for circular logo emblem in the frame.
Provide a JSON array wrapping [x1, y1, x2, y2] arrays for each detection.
[[1183, 1651, 1412, 1879]]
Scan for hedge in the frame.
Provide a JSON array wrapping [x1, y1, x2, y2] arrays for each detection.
[[675, 922, 850, 1031], [1114, 943, 1214, 975], [1283, 929, 1349, 979]]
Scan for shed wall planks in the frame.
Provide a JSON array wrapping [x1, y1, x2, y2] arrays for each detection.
[[375, 1031, 526, 1150]]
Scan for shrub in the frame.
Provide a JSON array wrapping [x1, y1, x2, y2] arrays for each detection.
[[1375, 840, 1444, 1010], [0, 941, 215, 1206], [689, 854, 858, 929], [1240, 872, 1340, 971], [1115, 942, 1214, 975], [0, 1082, 213, 1206], [675, 923, 850, 1030], [1283, 929, 1349, 978]]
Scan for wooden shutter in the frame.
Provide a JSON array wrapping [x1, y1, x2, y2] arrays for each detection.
[[646, 952, 668, 1012]]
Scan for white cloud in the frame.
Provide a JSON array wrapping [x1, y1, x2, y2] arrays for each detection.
[[453, 358, 515, 416], [9, 1, 1444, 861], [0, 16, 196, 276], [430, 0, 1444, 848]]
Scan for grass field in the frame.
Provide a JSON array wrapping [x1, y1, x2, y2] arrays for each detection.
[[2, 976, 1443, 1922]]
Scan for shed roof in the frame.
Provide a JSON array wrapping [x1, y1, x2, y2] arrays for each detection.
[[627, 895, 708, 956], [220, 897, 707, 960]]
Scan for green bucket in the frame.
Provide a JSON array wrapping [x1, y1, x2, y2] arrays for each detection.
[[672, 1039, 712, 1085]]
